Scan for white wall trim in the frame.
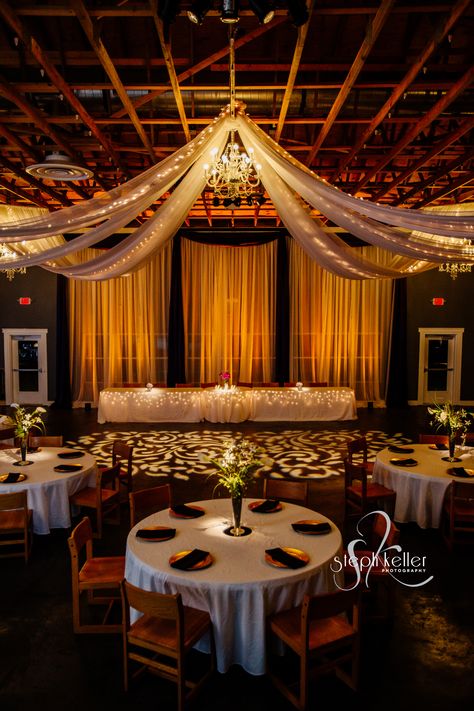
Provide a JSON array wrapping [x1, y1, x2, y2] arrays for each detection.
[[417, 327, 464, 404]]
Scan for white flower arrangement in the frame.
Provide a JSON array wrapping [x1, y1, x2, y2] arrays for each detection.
[[1, 403, 47, 440], [209, 438, 263, 498], [428, 401, 471, 439]]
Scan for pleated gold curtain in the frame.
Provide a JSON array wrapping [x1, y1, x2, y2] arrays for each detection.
[[68, 244, 172, 402], [181, 239, 277, 384], [289, 240, 396, 402]]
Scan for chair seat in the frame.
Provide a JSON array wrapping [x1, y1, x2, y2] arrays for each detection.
[[348, 482, 395, 500], [0, 508, 33, 531], [79, 555, 125, 585], [269, 606, 356, 653], [129, 606, 211, 652], [70, 486, 119, 507]]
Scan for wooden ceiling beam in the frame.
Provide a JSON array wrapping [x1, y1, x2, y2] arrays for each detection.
[[306, 0, 395, 166], [149, 1, 191, 143], [111, 15, 286, 118], [412, 172, 474, 208], [0, 0, 124, 174], [335, 0, 471, 179], [210, 62, 472, 73], [0, 176, 51, 209], [0, 156, 73, 206], [356, 65, 474, 192], [70, 0, 156, 163], [274, 0, 315, 143], [371, 116, 474, 199], [0, 124, 42, 163]]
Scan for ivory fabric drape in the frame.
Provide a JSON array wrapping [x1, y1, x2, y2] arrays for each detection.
[[289, 241, 394, 402], [181, 238, 277, 384], [68, 243, 172, 403]]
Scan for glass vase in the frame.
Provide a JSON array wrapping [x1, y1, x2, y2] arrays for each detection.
[[14, 437, 32, 466], [448, 436, 456, 462], [231, 493, 244, 536]]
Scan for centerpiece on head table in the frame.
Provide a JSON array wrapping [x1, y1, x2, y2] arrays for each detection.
[[428, 401, 471, 462], [219, 370, 231, 390], [210, 438, 262, 537], [0, 403, 47, 465]]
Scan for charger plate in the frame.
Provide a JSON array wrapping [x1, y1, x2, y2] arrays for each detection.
[[265, 547, 309, 568]]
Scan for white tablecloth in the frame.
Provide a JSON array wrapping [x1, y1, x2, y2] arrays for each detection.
[[373, 444, 474, 529], [125, 498, 342, 675], [0, 447, 96, 534], [98, 386, 357, 423]]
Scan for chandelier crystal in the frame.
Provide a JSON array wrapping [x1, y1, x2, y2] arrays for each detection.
[[204, 131, 261, 200], [0, 243, 27, 281], [438, 262, 472, 280]]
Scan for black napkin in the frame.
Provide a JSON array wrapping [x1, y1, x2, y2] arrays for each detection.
[[251, 499, 280, 513], [169, 548, 209, 570], [169, 504, 204, 518], [136, 527, 176, 540], [388, 445, 414, 454], [265, 547, 308, 569], [451, 467, 471, 478], [434, 443, 448, 450], [54, 464, 83, 473], [291, 521, 331, 534], [3, 472, 21, 483], [390, 458, 418, 467], [57, 451, 85, 459]]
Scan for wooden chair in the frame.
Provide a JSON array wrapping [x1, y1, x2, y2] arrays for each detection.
[[236, 381, 253, 388], [284, 381, 297, 387], [418, 434, 449, 445], [69, 463, 121, 539], [263, 479, 309, 507], [267, 590, 360, 711], [309, 381, 328, 387], [442, 481, 474, 550], [28, 435, 64, 448], [112, 440, 134, 495], [200, 381, 217, 388], [0, 491, 33, 563], [67, 516, 125, 634], [154, 382, 167, 388], [121, 580, 215, 711], [129, 484, 171, 528], [343, 512, 400, 620], [344, 457, 396, 520], [347, 435, 374, 475]]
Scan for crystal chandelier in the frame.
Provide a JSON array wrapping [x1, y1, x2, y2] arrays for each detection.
[[0, 243, 27, 281], [438, 262, 472, 280], [204, 131, 261, 200]]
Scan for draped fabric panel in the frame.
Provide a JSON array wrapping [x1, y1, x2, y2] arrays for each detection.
[[68, 243, 172, 402], [181, 238, 277, 384], [289, 241, 394, 402]]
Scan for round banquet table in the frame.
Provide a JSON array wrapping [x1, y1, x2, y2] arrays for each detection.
[[125, 498, 342, 675], [373, 444, 474, 529], [0, 447, 96, 535]]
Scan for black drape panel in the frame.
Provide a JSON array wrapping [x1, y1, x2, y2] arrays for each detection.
[[167, 235, 186, 386], [51, 274, 72, 409], [274, 235, 290, 384], [386, 278, 408, 407]]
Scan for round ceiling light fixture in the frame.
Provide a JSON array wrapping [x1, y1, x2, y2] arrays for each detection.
[[26, 153, 94, 181]]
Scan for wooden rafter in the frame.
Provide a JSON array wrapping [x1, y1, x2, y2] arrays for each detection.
[[0, 124, 41, 163], [0, 156, 72, 206], [356, 65, 474, 192], [335, 0, 471, 179], [70, 0, 156, 163], [305, 0, 396, 166], [0, 175, 51, 209], [412, 172, 474, 208]]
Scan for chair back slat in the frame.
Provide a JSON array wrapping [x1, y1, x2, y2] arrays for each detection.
[[98, 463, 120, 492], [0, 490, 28, 511], [68, 516, 93, 557], [129, 485, 171, 527], [122, 580, 181, 620], [29, 435, 63, 448], [303, 589, 360, 623], [263, 479, 309, 507]]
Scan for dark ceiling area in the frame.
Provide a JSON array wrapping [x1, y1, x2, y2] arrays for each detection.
[[0, 0, 472, 231]]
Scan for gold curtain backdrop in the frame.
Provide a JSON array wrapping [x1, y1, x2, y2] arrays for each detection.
[[68, 243, 172, 403], [181, 239, 277, 385], [289, 241, 395, 403]]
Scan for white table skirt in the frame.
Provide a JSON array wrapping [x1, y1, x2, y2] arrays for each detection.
[[98, 386, 357, 424], [373, 444, 474, 529], [125, 498, 342, 675], [0, 447, 96, 534]]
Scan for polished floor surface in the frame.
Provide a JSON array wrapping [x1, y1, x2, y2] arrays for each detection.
[[0, 405, 473, 710]]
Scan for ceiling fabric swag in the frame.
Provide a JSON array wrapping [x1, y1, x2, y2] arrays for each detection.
[[236, 112, 474, 236]]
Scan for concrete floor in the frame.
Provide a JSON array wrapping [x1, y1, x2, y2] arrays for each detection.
[[0, 405, 473, 710]]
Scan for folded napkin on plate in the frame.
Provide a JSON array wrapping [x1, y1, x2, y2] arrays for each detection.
[[54, 464, 83, 473], [170, 504, 204, 518], [390, 458, 417, 467], [434, 443, 448, 450], [451, 467, 472, 478], [265, 547, 308, 569], [388, 445, 414, 454], [291, 521, 331, 534], [3, 472, 21, 483], [57, 451, 85, 459], [170, 548, 209, 570], [136, 527, 176, 540], [251, 498, 280, 513]]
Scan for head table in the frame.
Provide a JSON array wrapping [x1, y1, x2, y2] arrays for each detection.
[[0, 447, 96, 535], [98, 385, 357, 424], [373, 443, 474, 529], [125, 497, 342, 675]]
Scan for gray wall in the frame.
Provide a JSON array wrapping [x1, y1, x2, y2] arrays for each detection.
[[406, 269, 474, 401], [0, 267, 57, 401]]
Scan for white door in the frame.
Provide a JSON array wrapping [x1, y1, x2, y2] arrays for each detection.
[[2, 328, 48, 405], [417, 327, 464, 404]]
